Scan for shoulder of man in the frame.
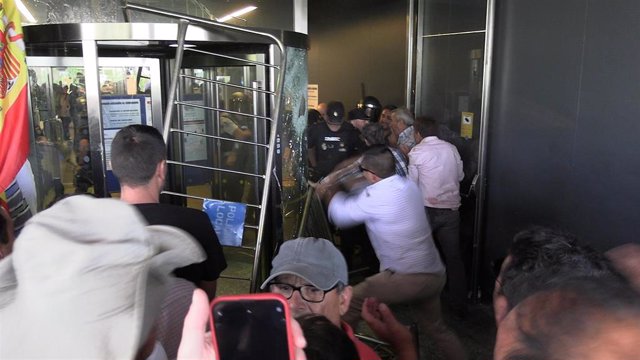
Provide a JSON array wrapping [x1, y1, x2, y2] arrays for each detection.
[[134, 203, 217, 241]]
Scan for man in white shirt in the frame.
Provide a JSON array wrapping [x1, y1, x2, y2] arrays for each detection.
[[408, 116, 467, 313], [317, 146, 467, 360]]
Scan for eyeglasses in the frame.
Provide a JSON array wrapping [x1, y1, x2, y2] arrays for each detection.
[[358, 165, 378, 177], [269, 282, 336, 303]]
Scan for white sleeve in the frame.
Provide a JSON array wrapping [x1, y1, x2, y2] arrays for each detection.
[[327, 191, 368, 228], [407, 151, 420, 185]]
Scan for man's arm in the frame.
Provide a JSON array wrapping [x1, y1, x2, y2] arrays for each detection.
[[407, 151, 420, 185], [361, 298, 418, 360], [232, 127, 252, 140]]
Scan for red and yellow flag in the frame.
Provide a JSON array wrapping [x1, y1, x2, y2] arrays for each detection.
[[0, 0, 27, 192]]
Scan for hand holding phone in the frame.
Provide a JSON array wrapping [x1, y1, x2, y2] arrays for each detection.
[[210, 293, 301, 360]]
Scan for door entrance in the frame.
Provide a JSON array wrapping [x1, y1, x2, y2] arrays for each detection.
[[26, 56, 162, 205]]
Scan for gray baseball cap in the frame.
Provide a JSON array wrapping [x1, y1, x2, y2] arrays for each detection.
[[261, 237, 348, 290]]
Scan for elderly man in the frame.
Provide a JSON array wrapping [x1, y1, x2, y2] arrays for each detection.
[[390, 107, 416, 156], [261, 237, 422, 360], [111, 124, 227, 300], [261, 237, 381, 360], [318, 146, 467, 360]]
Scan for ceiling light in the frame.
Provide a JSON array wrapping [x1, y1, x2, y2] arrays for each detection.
[[217, 6, 257, 23], [15, 0, 37, 23]]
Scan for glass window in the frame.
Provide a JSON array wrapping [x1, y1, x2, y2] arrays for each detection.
[[29, 65, 91, 209]]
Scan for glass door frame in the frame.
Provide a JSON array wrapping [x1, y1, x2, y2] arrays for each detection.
[[409, 0, 496, 299], [27, 55, 163, 198]]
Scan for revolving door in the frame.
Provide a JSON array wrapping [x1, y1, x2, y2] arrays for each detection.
[[24, 22, 309, 292]]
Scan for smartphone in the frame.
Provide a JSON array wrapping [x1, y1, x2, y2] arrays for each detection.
[[210, 293, 295, 360]]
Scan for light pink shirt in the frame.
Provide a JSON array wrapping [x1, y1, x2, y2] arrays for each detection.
[[408, 136, 464, 209]]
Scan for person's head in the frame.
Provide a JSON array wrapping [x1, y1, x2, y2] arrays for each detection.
[[361, 96, 381, 122], [606, 243, 640, 293], [494, 226, 621, 324], [413, 116, 439, 141], [325, 101, 345, 126], [359, 145, 395, 182], [495, 277, 640, 360], [379, 105, 397, 129], [298, 314, 359, 360], [308, 109, 323, 127], [261, 237, 352, 326], [0, 195, 205, 358], [111, 125, 166, 188], [317, 102, 328, 121], [390, 107, 413, 133], [361, 122, 387, 146]]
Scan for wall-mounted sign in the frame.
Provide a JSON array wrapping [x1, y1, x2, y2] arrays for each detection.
[[461, 112, 474, 139], [308, 84, 319, 109]]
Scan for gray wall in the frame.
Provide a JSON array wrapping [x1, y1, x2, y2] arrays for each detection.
[[485, 0, 640, 259], [308, 0, 408, 109]]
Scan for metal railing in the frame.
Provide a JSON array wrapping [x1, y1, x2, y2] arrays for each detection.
[[122, 1, 287, 292]]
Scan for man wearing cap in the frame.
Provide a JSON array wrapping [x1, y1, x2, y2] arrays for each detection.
[[261, 237, 382, 360], [307, 100, 364, 182], [317, 146, 467, 360], [0, 195, 205, 359], [111, 124, 227, 301]]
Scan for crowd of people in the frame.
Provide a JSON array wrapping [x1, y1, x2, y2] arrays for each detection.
[[1, 100, 640, 360]]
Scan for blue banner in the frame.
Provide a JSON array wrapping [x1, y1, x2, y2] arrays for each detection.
[[203, 199, 247, 247]]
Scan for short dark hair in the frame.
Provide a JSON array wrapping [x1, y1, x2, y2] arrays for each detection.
[[361, 123, 387, 146], [360, 145, 395, 179], [503, 277, 640, 360], [111, 125, 166, 186], [297, 314, 359, 360], [499, 227, 623, 309], [413, 116, 439, 138]]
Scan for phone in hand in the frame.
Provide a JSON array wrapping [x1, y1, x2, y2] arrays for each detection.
[[210, 293, 295, 360]]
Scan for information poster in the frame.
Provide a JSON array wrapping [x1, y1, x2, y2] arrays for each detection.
[[203, 199, 247, 247], [102, 96, 146, 129], [182, 99, 207, 162], [308, 84, 318, 109], [101, 95, 147, 170], [461, 112, 474, 139]]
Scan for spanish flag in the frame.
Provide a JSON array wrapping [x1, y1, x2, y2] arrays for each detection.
[[0, 0, 27, 193]]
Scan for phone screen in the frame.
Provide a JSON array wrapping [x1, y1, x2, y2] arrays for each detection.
[[212, 298, 289, 360]]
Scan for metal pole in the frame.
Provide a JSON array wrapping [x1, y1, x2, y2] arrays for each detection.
[[405, 0, 417, 109], [470, 0, 496, 303], [251, 46, 286, 293], [120, 0, 131, 23], [123, 2, 285, 53], [162, 19, 190, 142]]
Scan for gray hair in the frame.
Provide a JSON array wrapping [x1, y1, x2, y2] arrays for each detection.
[[392, 107, 414, 126]]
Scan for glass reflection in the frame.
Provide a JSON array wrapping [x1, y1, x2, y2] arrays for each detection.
[[28, 66, 90, 208]]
